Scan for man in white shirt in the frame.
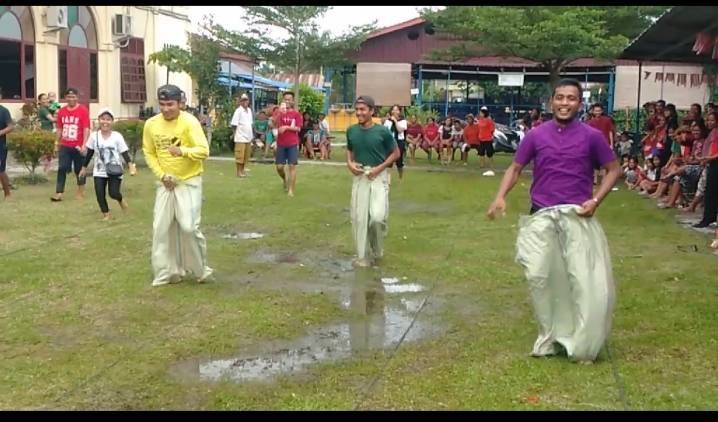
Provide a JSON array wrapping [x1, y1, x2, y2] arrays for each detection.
[[230, 94, 254, 178]]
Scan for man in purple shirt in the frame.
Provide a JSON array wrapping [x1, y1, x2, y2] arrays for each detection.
[[487, 79, 621, 363]]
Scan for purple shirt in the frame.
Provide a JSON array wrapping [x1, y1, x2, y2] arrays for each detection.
[[515, 119, 617, 208]]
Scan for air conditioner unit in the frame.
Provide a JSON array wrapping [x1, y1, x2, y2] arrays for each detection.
[[46, 6, 68, 30], [112, 14, 133, 37]]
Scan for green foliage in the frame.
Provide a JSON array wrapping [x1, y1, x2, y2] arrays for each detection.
[[297, 83, 325, 119], [211, 125, 234, 154], [404, 105, 439, 124], [112, 119, 144, 162], [15, 101, 40, 130], [421, 6, 664, 86], [7, 129, 56, 176], [205, 6, 375, 102]]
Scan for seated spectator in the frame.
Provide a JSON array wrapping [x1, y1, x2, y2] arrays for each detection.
[[659, 123, 707, 209], [439, 117, 454, 165], [624, 156, 643, 190], [304, 119, 328, 160], [422, 117, 440, 162], [405, 115, 424, 165], [638, 155, 663, 196], [450, 118, 464, 162]]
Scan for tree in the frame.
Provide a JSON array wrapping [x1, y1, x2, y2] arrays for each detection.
[[297, 83, 324, 118], [148, 24, 223, 142], [204, 6, 375, 103], [421, 6, 664, 88]]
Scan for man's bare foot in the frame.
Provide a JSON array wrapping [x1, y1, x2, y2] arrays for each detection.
[[102, 213, 112, 221], [120, 199, 129, 211], [287, 190, 294, 198], [50, 193, 63, 202], [352, 258, 371, 268], [76, 189, 85, 200]]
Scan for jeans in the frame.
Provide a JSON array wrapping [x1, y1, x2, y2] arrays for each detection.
[[94, 176, 123, 213], [56, 145, 86, 193]]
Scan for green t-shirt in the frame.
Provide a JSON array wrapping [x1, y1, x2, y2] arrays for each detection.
[[254, 120, 268, 133], [671, 137, 682, 155], [38, 106, 54, 131], [48, 101, 61, 113], [346, 123, 397, 167]]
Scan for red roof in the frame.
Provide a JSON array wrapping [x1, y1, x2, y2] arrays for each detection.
[[366, 17, 426, 40]]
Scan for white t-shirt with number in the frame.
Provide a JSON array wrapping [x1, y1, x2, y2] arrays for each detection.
[[87, 130, 129, 178]]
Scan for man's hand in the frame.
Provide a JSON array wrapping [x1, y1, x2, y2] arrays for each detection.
[[168, 146, 182, 157], [129, 163, 137, 176], [347, 161, 364, 176], [278, 126, 288, 134], [367, 166, 383, 180], [576, 198, 599, 217], [486, 198, 506, 220], [78, 167, 86, 178], [162, 175, 177, 191]]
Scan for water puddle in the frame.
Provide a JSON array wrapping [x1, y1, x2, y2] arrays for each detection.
[[222, 232, 265, 240], [171, 269, 439, 384]]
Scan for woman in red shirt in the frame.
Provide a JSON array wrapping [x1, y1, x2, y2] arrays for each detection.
[[405, 114, 424, 165], [422, 117, 440, 163]]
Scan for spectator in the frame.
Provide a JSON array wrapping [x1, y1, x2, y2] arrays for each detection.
[[616, 132, 633, 157], [405, 114, 424, 165], [682, 103, 703, 127], [439, 116, 453, 165], [624, 156, 643, 190], [422, 117, 440, 162], [383, 105, 407, 180], [638, 155, 662, 195], [450, 118, 464, 162], [693, 110, 718, 228], [476, 107, 496, 175]]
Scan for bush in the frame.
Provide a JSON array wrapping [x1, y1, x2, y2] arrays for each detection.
[[112, 119, 144, 162], [7, 129, 56, 176], [298, 83, 325, 120], [211, 125, 234, 154]]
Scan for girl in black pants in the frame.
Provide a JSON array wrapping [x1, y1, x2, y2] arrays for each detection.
[[79, 108, 136, 220], [694, 111, 718, 228]]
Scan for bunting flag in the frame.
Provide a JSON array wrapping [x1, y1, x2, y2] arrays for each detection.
[[644, 71, 652, 80], [677, 73, 687, 87], [690, 73, 701, 87], [655, 72, 664, 82], [665, 73, 675, 83]]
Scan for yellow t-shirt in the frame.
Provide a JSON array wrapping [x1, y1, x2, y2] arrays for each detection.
[[142, 111, 210, 181]]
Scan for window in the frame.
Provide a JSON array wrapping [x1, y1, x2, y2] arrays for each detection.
[[120, 38, 147, 103], [0, 7, 35, 101], [58, 49, 67, 97], [90, 52, 97, 100]]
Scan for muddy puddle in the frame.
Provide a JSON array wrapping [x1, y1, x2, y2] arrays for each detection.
[[171, 268, 441, 384]]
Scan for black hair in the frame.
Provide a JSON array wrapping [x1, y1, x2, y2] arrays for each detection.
[[64, 87, 79, 96], [591, 103, 603, 110], [656, 99, 666, 107], [479, 109, 489, 117], [37, 93, 47, 101], [283, 91, 295, 99], [552, 78, 583, 99], [691, 103, 702, 114], [691, 119, 708, 138]]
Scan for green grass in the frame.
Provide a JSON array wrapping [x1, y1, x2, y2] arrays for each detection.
[[0, 159, 716, 410]]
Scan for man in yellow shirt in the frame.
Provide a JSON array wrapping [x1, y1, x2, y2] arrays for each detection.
[[143, 85, 213, 286]]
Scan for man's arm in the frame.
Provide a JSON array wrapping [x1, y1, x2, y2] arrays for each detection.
[[486, 162, 525, 219], [141, 122, 165, 180], [0, 116, 14, 137], [177, 118, 210, 161], [346, 149, 363, 176]]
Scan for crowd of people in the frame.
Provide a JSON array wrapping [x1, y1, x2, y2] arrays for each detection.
[[615, 99, 718, 229]]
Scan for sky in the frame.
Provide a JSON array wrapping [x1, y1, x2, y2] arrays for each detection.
[[189, 6, 441, 38]]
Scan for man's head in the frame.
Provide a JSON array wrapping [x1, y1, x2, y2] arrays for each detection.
[[706, 103, 716, 115], [239, 93, 250, 108], [591, 103, 604, 118], [690, 103, 702, 117], [258, 110, 267, 119], [551, 79, 583, 123], [282, 91, 295, 109], [38, 93, 48, 106], [656, 100, 666, 113], [465, 113, 474, 124], [64, 88, 79, 107], [157, 84, 183, 121], [97, 108, 115, 130], [318, 113, 325, 121], [479, 107, 489, 118], [410, 114, 418, 124], [354, 95, 376, 125]]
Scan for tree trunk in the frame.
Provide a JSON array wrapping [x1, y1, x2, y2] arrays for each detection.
[[548, 64, 561, 90]]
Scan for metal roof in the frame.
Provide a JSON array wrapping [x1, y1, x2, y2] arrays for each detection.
[[621, 6, 718, 63]]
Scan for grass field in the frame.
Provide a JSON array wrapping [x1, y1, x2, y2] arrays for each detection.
[[0, 157, 716, 410]]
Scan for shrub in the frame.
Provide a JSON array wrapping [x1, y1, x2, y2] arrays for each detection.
[[211, 125, 234, 154], [298, 83, 325, 120], [7, 129, 56, 177], [112, 119, 144, 162]]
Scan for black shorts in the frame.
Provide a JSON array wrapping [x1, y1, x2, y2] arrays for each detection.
[[477, 142, 494, 157], [0, 141, 7, 173]]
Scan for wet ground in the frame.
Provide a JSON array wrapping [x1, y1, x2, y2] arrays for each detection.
[[171, 267, 443, 384]]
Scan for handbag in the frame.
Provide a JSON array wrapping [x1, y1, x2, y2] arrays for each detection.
[[96, 131, 124, 176]]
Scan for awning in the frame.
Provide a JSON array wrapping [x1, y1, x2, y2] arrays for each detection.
[[621, 6, 718, 63]]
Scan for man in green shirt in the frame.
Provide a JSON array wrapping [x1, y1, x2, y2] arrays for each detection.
[[346, 95, 399, 267]]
